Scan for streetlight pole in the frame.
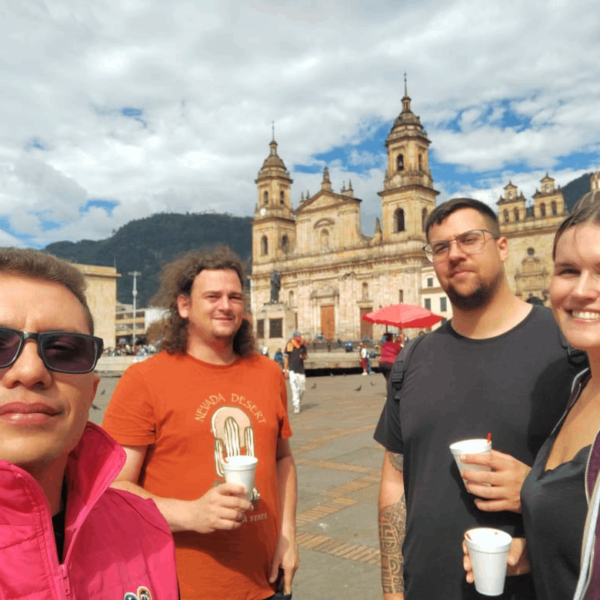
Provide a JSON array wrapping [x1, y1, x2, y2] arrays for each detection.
[[128, 271, 141, 349]]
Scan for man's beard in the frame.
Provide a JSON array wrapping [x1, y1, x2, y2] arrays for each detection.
[[444, 269, 503, 311]]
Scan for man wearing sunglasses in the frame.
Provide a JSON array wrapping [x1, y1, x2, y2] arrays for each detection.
[[374, 198, 583, 600], [103, 246, 298, 600], [0, 248, 178, 598]]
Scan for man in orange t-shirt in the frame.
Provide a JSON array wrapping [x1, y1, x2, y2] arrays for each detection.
[[103, 246, 298, 600]]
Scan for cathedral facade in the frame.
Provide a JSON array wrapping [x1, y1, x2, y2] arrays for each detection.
[[250, 91, 570, 343]]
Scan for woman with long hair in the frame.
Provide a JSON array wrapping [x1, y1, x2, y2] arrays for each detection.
[[464, 196, 600, 599]]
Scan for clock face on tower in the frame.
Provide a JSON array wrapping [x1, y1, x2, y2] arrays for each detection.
[[260, 208, 266, 216]]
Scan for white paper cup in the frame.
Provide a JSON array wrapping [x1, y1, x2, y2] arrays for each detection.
[[450, 439, 492, 487], [465, 528, 512, 596], [223, 455, 258, 501]]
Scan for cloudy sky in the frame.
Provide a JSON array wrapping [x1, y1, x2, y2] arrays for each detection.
[[1, 0, 599, 248]]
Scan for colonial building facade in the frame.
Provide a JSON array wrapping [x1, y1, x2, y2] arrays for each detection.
[[250, 91, 574, 343]]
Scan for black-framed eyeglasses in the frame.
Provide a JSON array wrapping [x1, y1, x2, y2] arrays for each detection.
[[0, 327, 104, 374], [422, 229, 499, 262]]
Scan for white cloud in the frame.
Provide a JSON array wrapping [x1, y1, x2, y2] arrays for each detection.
[[0, 0, 598, 247], [0, 230, 26, 248]]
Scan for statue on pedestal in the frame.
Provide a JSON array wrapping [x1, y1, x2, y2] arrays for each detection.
[[270, 269, 281, 304]]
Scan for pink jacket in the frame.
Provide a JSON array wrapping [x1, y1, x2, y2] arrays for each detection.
[[0, 422, 178, 599]]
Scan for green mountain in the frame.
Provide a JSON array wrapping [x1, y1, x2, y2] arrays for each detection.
[[562, 172, 592, 210], [45, 213, 253, 307]]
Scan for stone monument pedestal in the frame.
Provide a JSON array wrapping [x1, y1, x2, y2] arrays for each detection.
[[256, 302, 297, 356]]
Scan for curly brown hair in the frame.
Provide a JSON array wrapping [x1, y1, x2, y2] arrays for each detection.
[[152, 245, 255, 357], [0, 247, 95, 333]]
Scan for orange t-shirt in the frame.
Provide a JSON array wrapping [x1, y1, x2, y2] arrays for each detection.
[[102, 351, 292, 600]]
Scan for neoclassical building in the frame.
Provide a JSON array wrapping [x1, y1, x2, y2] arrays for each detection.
[[250, 90, 582, 343]]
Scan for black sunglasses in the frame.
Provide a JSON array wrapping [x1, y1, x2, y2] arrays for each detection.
[[0, 326, 104, 374]]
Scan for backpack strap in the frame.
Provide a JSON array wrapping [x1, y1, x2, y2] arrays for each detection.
[[389, 334, 427, 401]]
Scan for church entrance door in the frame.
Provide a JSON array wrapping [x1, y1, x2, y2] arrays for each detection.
[[320, 305, 335, 340], [360, 307, 373, 340]]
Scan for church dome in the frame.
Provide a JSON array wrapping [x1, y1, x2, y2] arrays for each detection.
[[385, 81, 430, 147], [575, 172, 600, 209], [255, 138, 292, 185], [577, 189, 600, 207], [391, 95, 422, 129], [260, 140, 287, 170]]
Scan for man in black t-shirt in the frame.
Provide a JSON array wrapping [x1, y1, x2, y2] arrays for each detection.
[[284, 331, 307, 414], [374, 198, 583, 600]]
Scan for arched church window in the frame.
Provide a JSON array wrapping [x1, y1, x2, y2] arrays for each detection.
[[289, 290, 294, 306], [514, 207, 520, 221], [395, 208, 405, 232], [281, 235, 289, 253], [503, 209, 509, 223], [261, 235, 268, 256], [362, 282, 369, 300], [418, 153, 423, 171], [551, 201, 557, 215], [263, 191, 268, 205], [280, 190, 285, 204], [321, 229, 330, 250], [396, 154, 404, 172], [545, 184, 550, 193], [540, 203, 546, 217], [422, 208, 428, 232]]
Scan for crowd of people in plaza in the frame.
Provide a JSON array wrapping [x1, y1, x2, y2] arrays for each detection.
[[103, 342, 158, 357], [3, 191, 600, 599]]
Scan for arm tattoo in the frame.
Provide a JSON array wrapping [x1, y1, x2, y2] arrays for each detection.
[[379, 494, 406, 594], [389, 452, 403, 472]]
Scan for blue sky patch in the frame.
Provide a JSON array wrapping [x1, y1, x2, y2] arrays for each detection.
[[80, 199, 119, 215], [121, 107, 147, 126], [428, 161, 485, 189], [293, 164, 322, 174], [39, 218, 62, 232], [25, 138, 48, 151], [294, 121, 391, 175], [497, 100, 533, 131], [555, 151, 600, 172], [439, 99, 534, 133], [0, 217, 37, 246], [93, 105, 147, 126]]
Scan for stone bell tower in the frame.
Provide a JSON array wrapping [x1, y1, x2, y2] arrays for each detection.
[[378, 77, 438, 242], [251, 132, 296, 266]]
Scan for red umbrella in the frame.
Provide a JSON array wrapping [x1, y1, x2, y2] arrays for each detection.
[[362, 304, 443, 329]]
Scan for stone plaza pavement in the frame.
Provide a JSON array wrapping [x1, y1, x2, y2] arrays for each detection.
[[91, 370, 387, 600]]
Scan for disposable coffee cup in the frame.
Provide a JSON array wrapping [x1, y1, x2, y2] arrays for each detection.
[[465, 528, 512, 596], [449, 439, 492, 487], [223, 455, 258, 501]]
